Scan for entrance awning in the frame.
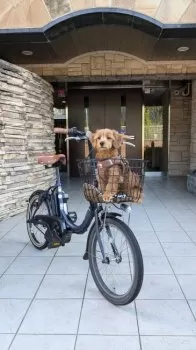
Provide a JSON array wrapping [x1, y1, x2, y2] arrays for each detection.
[[1, 8, 196, 64]]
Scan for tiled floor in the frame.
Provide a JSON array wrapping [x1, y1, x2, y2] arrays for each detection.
[[0, 177, 196, 349]]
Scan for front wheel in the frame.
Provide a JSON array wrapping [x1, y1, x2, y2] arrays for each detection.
[[26, 190, 52, 250], [88, 217, 144, 305]]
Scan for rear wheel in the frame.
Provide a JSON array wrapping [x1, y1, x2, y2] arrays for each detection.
[[26, 190, 52, 249], [88, 217, 144, 305]]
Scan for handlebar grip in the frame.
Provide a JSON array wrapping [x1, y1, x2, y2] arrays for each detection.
[[54, 127, 86, 138], [68, 127, 86, 137], [54, 128, 68, 135]]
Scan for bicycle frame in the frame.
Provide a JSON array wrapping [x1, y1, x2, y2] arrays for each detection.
[[37, 163, 102, 236]]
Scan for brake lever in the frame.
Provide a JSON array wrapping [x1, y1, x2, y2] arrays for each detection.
[[123, 141, 136, 147], [64, 136, 87, 142]]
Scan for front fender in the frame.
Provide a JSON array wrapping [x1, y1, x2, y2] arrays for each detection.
[[101, 212, 121, 220]]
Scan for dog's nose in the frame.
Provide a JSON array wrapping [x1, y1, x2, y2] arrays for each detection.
[[100, 141, 104, 147]]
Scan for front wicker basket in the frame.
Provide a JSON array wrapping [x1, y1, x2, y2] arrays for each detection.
[[77, 158, 147, 204]]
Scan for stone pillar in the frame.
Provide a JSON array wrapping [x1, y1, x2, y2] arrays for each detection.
[[168, 91, 191, 176], [190, 80, 196, 170], [0, 60, 54, 220]]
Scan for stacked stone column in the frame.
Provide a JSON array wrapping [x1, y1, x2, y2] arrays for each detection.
[[0, 60, 54, 220]]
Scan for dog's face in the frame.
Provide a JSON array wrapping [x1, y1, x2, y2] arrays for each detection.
[[92, 129, 122, 151]]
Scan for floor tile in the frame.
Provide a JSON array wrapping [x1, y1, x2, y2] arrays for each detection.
[[19, 243, 57, 257], [85, 273, 134, 299], [0, 299, 30, 333], [2, 229, 28, 244], [148, 215, 174, 223], [138, 275, 184, 299], [0, 230, 6, 240], [136, 300, 196, 335], [155, 231, 191, 243], [36, 274, 86, 299], [0, 217, 21, 235], [0, 225, 10, 237], [1, 178, 196, 344], [143, 256, 173, 274], [85, 277, 102, 299], [180, 222, 196, 231], [141, 336, 196, 350], [0, 241, 26, 257], [56, 242, 86, 257], [47, 257, 89, 275], [139, 242, 165, 256], [145, 209, 171, 217], [134, 230, 159, 243], [19, 299, 82, 334], [188, 300, 196, 318], [162, 243, 196, 257], [168, 257, 196, 274], [71, 233, 88, 243], [129, 224, 154, 232], [76, 335, 140, 350], [177, 275, 196, 299], [10, 335, 75, 350], [0, 257, 15, 274], [79, 299, 138, 335], [152, 222, 182, 231], [130, 223, 153, 231], [5, 257, 52, 275], [0, 275, 43, 298], [186, 231, 196, 242], [0, 334, 14, 350]]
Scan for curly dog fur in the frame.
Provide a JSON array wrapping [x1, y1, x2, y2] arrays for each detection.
[[91, 129, 141, 202]]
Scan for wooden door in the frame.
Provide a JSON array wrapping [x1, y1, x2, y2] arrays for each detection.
[[68, 88, 143, 176]]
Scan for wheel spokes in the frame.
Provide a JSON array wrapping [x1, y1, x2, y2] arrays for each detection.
[[94, 224, 134, 296]]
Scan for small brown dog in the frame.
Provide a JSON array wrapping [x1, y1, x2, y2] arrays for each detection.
[[91, 128, 141, 202]]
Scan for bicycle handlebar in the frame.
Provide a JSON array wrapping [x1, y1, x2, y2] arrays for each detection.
[[54, 127, 86, 138], [54, 127, 135, 146]]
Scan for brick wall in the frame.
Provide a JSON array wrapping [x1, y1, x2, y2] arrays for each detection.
[[168, 93, 191, 176], [23, 52, 196, 78]]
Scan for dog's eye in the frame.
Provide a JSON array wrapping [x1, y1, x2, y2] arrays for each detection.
[[107, 137, 111, 140], [97, 137, 101, 140]]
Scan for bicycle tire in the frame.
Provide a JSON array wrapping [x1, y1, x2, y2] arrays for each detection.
[[26, 190, 52, 250], [88, 216, 144, 305]]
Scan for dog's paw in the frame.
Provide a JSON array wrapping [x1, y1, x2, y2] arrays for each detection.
[[103, 192, 113, 202]]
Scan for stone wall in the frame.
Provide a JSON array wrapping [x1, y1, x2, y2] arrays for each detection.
[[0, 60, 54, 220], [190, 80, 196, 170], [168, 91, 191, 176], [24, 52, 196, 78]]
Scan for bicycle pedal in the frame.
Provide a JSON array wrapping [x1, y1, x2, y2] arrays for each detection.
[[48, 241, 61, 249]]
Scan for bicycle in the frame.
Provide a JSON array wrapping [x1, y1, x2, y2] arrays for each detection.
[[26, 127, 146, 305]]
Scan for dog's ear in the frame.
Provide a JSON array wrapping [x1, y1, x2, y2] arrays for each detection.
[[112, 130, 122, 149], [91, 130, 99, 149]]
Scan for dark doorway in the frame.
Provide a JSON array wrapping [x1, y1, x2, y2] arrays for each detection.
[[68, 86, 143, 176]]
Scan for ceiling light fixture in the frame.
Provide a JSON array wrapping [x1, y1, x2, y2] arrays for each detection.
[[21, 50, 33, 56], [177, 46, 189, 52]]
